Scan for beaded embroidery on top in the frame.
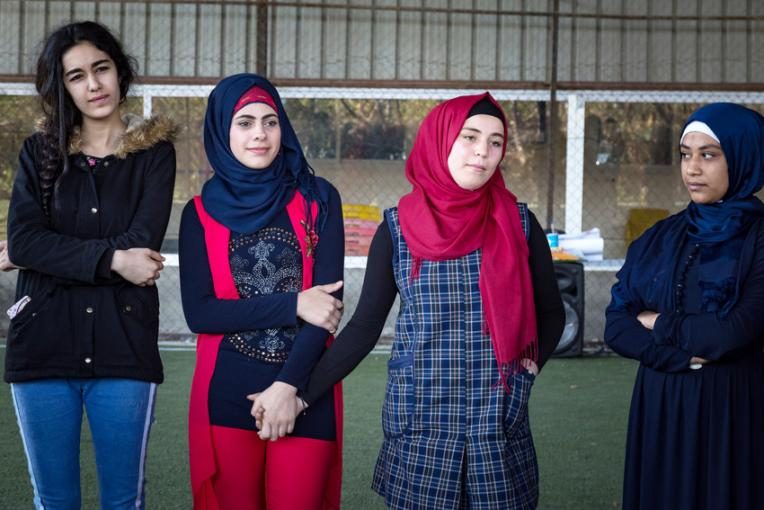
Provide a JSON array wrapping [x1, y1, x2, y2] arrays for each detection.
[[225, 226, 302, 362]]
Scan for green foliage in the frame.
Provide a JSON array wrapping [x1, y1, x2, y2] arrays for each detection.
[[286, 98, 441, 161], [587, 102, 702, 166], [151, 96, 209, 200], [284, 97, 556, 168], [0, 96, 40, 198]]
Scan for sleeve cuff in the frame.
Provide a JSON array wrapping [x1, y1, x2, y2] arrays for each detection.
[[285, 292, 299, 325], [652, 312, 677, 346], [274, 372, 306, 393], [297, 390, 314, 407], [95, 248, 116, 280], [644, 344, 692, 373]]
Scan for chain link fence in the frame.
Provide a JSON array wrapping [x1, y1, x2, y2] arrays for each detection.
[[0, 0, 762, 351]]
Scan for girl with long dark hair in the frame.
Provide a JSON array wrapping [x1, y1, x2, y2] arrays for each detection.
[[3, 21, 176, 509]]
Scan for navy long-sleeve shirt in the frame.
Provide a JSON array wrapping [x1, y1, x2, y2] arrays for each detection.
[[179, 181, 343, 438]]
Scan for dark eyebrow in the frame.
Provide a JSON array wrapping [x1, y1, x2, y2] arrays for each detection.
[[233, 113, 278, 121], [64, 59, 111, 78], [64, 67, 83, 78], [462, 127, 505, 139], [679, 143, 722, 151]]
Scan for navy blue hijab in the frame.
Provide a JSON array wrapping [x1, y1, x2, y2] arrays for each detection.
[[201, 73, 326, 234], [684, 103, 764, 244], [623, 103, 764, 317]]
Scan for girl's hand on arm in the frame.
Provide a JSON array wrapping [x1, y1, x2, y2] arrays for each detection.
[[0, 241, 21, 271], [7, 138, 175, 284], [273, 181, 346, 392], [637, 310, 660, 330], [605, 258, 692, 372], [179, 202, 301, 333], [296, 280, 344, 333], [111, 247, 165, 286]]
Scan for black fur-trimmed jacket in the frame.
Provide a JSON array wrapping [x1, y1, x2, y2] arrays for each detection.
[[5, 115, 176, 383]]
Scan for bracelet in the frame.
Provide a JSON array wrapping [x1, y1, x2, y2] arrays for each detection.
[[297, 396, 309, 413]]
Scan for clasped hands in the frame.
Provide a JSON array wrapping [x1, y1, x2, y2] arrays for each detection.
[[637, 310, 708, 367], [247, 280, 344, 441], [247, 382, 305, 441], [249, 359, 538, 443]]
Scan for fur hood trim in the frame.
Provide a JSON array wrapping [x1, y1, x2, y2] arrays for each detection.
[[66, 114, 176, 159]]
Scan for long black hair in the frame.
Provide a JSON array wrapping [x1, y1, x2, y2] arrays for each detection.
[[35, 21, 137, 216]]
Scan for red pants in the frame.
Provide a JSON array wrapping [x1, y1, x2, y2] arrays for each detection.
[[210, 425, 336, 510]]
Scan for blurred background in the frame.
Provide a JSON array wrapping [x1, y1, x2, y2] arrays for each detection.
[[0, 0, 762, 352]]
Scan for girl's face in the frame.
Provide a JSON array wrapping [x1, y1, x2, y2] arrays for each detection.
[[62, 41, 121, 122], [229, 102, 281, 169], [447, 114, 505, 191], [680, 131, 730, 204]]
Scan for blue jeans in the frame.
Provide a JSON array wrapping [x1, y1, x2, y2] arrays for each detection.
[[10, 379, 157, 510]]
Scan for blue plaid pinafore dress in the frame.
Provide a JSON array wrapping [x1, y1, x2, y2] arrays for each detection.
[[372, 207, 538, 510]]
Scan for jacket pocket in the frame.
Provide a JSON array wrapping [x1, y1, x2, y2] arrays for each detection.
[[382, 354, 415, 439], [7, 288, 54, 339], [503, 370, 535, 437], [5, 287, 64, 371], [117, 286, 159, 328], [113, 285, 159, 365]]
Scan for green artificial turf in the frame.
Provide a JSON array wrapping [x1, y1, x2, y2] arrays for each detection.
[[0, 350, 637, 509]]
